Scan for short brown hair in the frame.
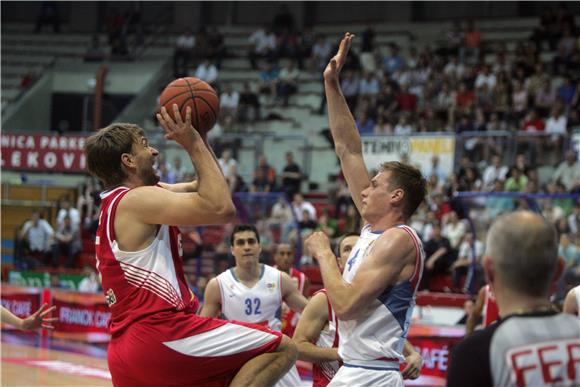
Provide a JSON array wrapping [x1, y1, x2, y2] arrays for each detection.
[[85, 123, 144, 188], [379, 161, 426, 218]]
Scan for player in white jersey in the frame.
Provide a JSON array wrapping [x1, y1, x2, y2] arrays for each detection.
[[295, 233, 423, 386], [563, 285, 580, 316], [201, 224, 309, 387], [304, 33, 427, 387]]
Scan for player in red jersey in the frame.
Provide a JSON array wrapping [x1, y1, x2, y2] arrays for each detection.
[[84, 105, 296, 387], [465, 284, 499, 336], [273, 243, 310, 338]]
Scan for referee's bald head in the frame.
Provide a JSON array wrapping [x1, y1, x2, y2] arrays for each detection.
[[485, 211, 559, 297]]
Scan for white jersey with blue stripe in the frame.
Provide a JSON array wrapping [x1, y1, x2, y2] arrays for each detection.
[[338, 223, 424, 368]]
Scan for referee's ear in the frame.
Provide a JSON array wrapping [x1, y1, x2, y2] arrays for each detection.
[[549, 257, 565, 296], [482, 255, 494, 288]]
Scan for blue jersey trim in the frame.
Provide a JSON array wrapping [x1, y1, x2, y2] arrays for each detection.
[[377, 281, 413, 331], [343, 363, 400, 371]]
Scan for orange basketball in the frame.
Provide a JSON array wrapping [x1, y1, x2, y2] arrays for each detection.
[[159, 77, 219, 135]]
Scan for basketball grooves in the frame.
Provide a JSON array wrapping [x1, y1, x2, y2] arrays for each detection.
[[193, 94, 218, 122], [184, 78, 201, 130], [161, 90, 191, 106]]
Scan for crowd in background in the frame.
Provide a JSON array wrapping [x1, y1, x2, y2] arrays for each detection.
[[11, 5, 580, 302]]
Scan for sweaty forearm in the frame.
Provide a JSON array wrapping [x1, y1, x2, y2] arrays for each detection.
[[324, 80, 362, 157], [317, 250, 353, 319], [296, 341, 340, 363]]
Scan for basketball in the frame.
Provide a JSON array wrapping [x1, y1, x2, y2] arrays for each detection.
[[159, 77, 219, 135]]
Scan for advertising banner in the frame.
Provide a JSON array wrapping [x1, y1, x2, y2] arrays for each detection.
[[362, 135, 455, 178], [1, 133, 88, 172], [52, 291, 110, 335]]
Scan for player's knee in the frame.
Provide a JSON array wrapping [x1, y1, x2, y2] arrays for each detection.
[[278, 335, 298, 363]]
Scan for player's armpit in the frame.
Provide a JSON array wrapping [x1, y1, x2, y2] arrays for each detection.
[[334, 228, 415, 320], [199, 278, 222, 318], [121, 185, 235, 227]]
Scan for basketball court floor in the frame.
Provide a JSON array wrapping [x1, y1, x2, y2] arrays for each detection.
[[1, 331, 313, 386]]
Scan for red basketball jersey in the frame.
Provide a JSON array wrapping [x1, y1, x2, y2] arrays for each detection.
[[281, 267, 306, 337], [95, 187, 198, 337]]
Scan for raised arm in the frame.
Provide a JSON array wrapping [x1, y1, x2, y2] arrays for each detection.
[[199, 278, 222, 317], [324, 33, 371, 215], [281, 272, 308, 313], [121, 105, 235, 226], [293, 292, 340, 363], [465, 287, 485, 336]]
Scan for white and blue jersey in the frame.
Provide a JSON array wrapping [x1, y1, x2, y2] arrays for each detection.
[[338, 223, 424, 370], [217, 264, 282, 331]]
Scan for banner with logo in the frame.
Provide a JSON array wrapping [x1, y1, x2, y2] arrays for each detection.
[[0, 286, 42, 320], [52, 291, 110, 337], [1, 133, 88, 172], [362, 135, 455, 178]]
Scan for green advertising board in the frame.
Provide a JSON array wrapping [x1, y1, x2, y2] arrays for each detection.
[[8, 270, 85, 291]]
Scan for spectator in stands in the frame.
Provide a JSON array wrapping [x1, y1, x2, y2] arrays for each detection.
[[194, 59, 218, 88], [442, 211, 467, 250], [310, 35, 332, 73], [421, 223, 456, 291], [194, 26, 210, 62], [217, 148, 237, 176], [355, 111, 375, 134], [251, 155, 277, 193], [78, 265, 101, 293], [557, 76, 577, 108], [482, 155, 508, 191], [341, 70, 360, 112], [281, 151, 303, 199], [559, 233, 580, 286], [219, 84, 240, 122], [455, 82, 475, 114], [248, 25, 277, 70], [51, 215, 81, 268], [207, 26, 226, 69], [172, 156, 187, 183], [505, 167, 529, 192], [56, 199, 80, 230], [316, 208, 338, 239], [534, 79, 556, 118], [553, 150, 580, 192], [486, 179, 514, 217], [382, 43, 405, 75], [173, 28, 195, 76], [545, 106, 568, 151], [475, 65, 497, 90], [298, 209, 318, 239], [394, 114, 413, 135], [277, 60, 299, 106], [268, 196, 295, 243], [291, 193, 317, 222], [17, 211, 53, 269], [238, 82, 260, 123], [258, 61, 279, 99], [511, 80, 529, 120], [373, 114, 393, 134], [358, 71, 380, 104], [568, 204, 580, 234], [460, 21, 481, 64], [84, 35, 106, 63], [452, 232, 484, 292], [158, 162, 176, 184], [226, 164, 248, 193], [396, 83, 418, 113], [553, 27, 577, 75], [444, 21, 464, 56], [34, 1, 60, 33]]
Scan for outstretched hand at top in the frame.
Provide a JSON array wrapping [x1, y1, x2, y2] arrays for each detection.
[[323, 32, 355, 84], [156, 104, 204, 153]]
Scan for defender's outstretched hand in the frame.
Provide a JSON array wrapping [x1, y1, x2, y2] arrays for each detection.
[[323, 32, 355, 83]]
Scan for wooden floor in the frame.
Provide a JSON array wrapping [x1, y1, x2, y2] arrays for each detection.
[[2, 342, 112, 386]]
